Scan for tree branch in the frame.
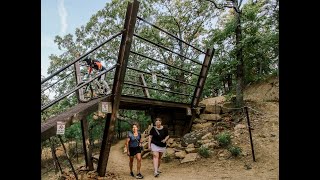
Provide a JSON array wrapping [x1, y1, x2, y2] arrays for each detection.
[[239, 0, 244, 8], [203, 0, 224, 9], [162, 1, 181, 29], [203, 0, 241, 14]]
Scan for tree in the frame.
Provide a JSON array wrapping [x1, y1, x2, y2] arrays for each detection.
[[203, 0, 244, 107], [131, 0, 218, 103], [202, 0, 278, 105]]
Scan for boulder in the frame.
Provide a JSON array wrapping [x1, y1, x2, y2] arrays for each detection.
[[181, 153, 198, 163]]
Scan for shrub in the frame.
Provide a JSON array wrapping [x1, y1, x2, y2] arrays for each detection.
[[216, 132, 231, 147], [198, 146, 210, 158], [228, 145, 242, 157]]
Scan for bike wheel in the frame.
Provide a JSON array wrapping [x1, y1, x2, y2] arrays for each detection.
[[80, 84, 93, 102]]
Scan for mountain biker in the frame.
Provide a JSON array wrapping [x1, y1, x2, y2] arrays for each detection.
[[82, 56, 111, 94]]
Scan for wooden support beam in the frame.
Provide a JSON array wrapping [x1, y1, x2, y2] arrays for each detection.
[[49, 138, 63, 174], [97, 0, 140, 176], [139, 73, 150, 98], [191, 48, 215, 108], [186, 48, 215, 134], [74, 61, 84, 101], [80, 118, 94, 170]]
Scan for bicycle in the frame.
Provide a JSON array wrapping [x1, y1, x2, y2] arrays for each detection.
[[79, 73, 111, 103]]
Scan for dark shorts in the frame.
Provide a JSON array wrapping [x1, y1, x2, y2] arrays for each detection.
[[129, 146, 141, 156]]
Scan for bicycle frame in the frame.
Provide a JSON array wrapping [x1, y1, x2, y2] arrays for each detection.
[[85, 78, 106, 95], [80, 73, 111, 103]]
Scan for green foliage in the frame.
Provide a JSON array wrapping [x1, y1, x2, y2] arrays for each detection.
[[216, 131, 231, 147], [204, 0, 278, 97], [224, 93, 236, 102], [198, 146, 210, 158], [65, 122, 82, 140], [228, 145, 242, 157], [163, 153, 172, 163]]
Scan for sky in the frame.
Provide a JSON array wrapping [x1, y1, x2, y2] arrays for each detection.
[[41, 0, 111, 77]]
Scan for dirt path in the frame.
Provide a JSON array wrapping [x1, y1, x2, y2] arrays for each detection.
[[105, 101, 278, 180], [42, 101, 278, 180]]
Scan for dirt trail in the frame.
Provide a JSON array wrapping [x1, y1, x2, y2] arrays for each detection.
[[106, 100, 278, 180]]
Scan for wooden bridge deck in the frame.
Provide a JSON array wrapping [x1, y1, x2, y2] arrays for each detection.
[[41, 95, 191, 141]]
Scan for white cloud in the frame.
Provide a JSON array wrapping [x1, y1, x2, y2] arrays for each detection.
[[58, 0, 68, 35]]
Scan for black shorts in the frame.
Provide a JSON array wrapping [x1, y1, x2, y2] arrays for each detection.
[[129, 146, 141, 156]]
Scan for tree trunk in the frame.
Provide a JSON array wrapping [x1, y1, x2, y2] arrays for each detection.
[[227, 74, 232, 92], [235, 3, 244, 107]]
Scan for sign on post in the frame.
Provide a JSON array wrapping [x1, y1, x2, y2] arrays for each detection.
[[56, 121, 65, 135], [100, 101, 112, 113], [186, 107, 192, 116], [152, 73, 157, 84]]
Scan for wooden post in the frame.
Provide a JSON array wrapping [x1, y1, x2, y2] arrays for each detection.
[[97, 0, 140, 177], [139, 73, 150, 98], [75, 140, 78, 163], [244, 107, 256, 162], [74, 61, 84, 102], [80, 118, 94, 170], [185, 48, 215, 134], [118, 120, 121, 139], [191, 48, 215, 108], [58, 135, 78, 180], [49, 138, 63, 174]]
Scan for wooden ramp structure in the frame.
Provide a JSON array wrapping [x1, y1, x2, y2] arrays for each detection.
[[41, 0, 215, 177]]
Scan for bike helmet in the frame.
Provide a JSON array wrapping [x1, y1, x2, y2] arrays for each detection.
[[82, 56, 92, 65]]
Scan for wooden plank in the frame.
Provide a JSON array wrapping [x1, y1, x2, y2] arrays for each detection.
[[120, 95, 190, 109], [41, 96, 111, 142]]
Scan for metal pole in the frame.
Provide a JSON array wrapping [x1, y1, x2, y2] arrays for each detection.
[[136, 16, 206, 54], [130, 50, 200, 76], [244, 106, 256, 162], [58, 135, 79, 180], [124, 82, 193, 97], [127, 66, 198, 87], [41, 65, 116, 111], [133, 34, 203, 65]]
